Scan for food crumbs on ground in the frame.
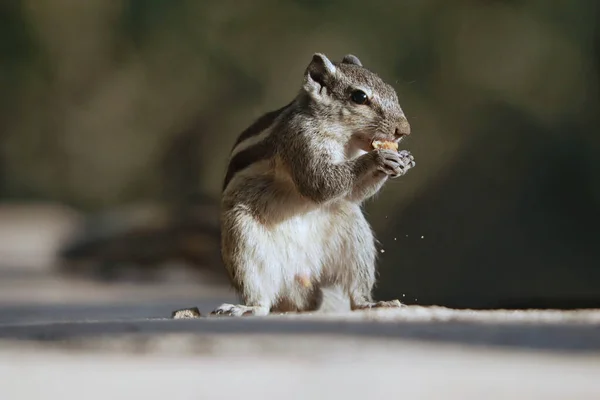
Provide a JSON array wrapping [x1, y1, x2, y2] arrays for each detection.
[[171, 307, 202, 319], [394, 237, 397, 241], [380, 249, 385, 253], [421, 236, 424, 239]]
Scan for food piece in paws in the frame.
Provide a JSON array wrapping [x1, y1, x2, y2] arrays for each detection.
[[371, 140, 398, 151]]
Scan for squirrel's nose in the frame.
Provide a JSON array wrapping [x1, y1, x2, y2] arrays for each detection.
[[394, 117, 411, 137]]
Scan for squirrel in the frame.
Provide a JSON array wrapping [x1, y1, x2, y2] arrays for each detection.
[[211, 53, 415, 317]]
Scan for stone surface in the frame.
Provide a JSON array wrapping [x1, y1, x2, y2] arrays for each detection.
[[0, 253, 599, 399]]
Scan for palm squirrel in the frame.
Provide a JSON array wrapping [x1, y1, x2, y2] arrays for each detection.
[[212, 53, 415, 316]]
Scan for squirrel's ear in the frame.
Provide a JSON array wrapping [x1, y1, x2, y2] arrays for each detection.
[[341, 54, 362, 67], [303, 53, 336, 95]]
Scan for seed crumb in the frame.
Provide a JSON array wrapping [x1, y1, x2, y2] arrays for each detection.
[[380, 249, 385, 253], [171, 307, 201, 319]]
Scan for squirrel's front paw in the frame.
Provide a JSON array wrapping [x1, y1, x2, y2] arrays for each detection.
[[373, 149, 415, 178], [391, 150, 415, 178]]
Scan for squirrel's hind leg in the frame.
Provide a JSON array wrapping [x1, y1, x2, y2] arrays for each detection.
[[327, 203, 405, 311], [214, 211, 282, 317], [350, 299, 404, 310]]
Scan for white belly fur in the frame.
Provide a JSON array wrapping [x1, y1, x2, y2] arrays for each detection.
[[267, 207, 332, 278]]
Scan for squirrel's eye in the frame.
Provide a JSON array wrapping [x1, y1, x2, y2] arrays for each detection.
[[351, 90, 369, 105]]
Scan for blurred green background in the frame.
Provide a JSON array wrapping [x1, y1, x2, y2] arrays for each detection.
[[0, 0, 599, 309]]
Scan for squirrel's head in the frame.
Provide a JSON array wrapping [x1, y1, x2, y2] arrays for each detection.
[[302, 53, 410, 151]]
